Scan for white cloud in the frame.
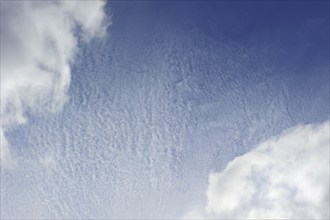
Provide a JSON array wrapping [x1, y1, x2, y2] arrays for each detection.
[[185, 121, 329, 219], [0, 0, 109, 167], [0, 128, 16, 169]]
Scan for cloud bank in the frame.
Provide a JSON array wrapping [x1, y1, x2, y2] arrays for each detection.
[[185, 121, 329, 219], [0, 1, 108, 167]]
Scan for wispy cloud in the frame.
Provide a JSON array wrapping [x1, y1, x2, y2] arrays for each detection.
[[0, 1, 109, 167], [185, 121, 330, 219]]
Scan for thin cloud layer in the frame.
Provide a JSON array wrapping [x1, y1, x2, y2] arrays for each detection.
[[185, 121, 329, 219], [0, 1, 108, 167]]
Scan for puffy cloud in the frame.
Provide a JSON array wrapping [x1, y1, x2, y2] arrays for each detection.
[[185, 121, 329, 219], [0, 0, 109, 167]]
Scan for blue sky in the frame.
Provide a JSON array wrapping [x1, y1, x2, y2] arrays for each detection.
[[1, 1, 329, 219]]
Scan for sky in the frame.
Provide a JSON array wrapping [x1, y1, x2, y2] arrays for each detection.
[[0, 0, 329, 219]]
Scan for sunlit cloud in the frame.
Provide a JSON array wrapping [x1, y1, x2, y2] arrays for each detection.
[[0, 0, 109, 167], [185, 121, 330, 219]]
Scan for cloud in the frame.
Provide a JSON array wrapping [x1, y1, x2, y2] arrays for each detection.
[[0, 128, 15, 169], [185, 121, 329, 219], [0, 1, 109, 167]]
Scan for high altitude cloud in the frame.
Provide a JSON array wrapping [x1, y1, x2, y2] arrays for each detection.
[[185, 121, 329, 219], [0, 0, 109, 167]]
